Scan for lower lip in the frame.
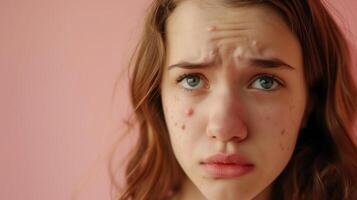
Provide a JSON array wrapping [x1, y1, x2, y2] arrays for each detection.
[[200, 163, 254, 178]]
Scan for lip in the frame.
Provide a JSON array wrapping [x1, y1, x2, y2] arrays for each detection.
[[200, 153, 254, 178]]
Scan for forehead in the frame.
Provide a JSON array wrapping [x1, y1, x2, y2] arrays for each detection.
[[165, 1, 301, 65]]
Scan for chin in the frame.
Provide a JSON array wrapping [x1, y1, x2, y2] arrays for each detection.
[[199, 182, 260, 200]]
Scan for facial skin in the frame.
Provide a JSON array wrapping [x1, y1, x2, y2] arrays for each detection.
[[161, 1, 307, 200]]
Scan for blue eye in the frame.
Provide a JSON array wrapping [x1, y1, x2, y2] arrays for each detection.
[[250, 75, 281, 91], [176, 74, 206, 91]]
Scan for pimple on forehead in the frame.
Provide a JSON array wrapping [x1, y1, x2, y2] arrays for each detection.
[[231, 43, 259, 65], [205, 21, 269, 58], [234, 46, 244, 59], [252, 40, 257, 46], [207, 25, 217, 31]]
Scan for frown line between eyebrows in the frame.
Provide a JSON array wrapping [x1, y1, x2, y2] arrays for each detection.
[[167, 58, 295, 70]]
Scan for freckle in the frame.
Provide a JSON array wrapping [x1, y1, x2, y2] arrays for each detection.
[[181, 124, 186, 130], [281, 129, 285, 135], [185, 108, 194, 117], [289, 105, 295, 111], [174, 122, 177, 127], [274, 121, 278, 127], [280, 143, 284, 151]]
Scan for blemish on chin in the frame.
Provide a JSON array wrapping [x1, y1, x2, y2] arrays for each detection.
[[185, 108, 194, 117]]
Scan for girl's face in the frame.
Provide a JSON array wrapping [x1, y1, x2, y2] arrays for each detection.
[[161, 2, 307, 200]]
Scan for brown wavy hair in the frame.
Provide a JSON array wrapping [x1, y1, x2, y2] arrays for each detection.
[[110, 0, 357, 199]]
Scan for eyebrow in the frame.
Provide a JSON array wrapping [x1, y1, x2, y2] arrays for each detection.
[[167, 58, 295, 70]]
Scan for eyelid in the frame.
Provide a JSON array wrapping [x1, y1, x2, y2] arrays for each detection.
[[250, 73, 284, 85], [176, 73, 210, 91], [248, 73, 285, 91], [176, 73, 207, 83]]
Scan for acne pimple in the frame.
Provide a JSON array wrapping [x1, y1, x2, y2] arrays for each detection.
[[209, 48, 217, 58], [185, 108, 194, 117], [234, 47, 244, 60], [207, 26, 217, 31]]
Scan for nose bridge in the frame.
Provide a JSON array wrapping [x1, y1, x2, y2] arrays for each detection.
[[206, 85, 248, 142]]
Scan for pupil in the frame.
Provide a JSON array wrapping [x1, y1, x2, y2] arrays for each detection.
[[260, 77, 273, 89], [187, 76, 199, 87]]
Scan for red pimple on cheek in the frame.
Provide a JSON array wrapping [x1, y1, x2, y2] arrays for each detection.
[[185, 108, 194, 117]]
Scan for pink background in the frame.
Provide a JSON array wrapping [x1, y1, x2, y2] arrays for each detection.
[[1, 1, 356, 200]]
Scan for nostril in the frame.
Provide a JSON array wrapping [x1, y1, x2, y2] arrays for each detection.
[[232, 136, 245, 143], [206, 120, 248, 142]]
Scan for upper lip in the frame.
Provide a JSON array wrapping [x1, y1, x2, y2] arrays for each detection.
[[200, 153, 254, 166]]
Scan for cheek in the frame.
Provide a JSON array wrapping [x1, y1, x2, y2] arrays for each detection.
[[162, 94, 198, 145], [251, 102, 302, 152], [162, 95, 201, 170], [163, 92, 196, 124], [185, 107, 194, 117]]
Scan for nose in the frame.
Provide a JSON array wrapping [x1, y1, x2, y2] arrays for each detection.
[[206, 90, 248, 143]]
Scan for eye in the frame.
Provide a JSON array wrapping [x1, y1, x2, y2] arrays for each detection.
[[250, 74, 282, 91], [176, 73, 207, 91]]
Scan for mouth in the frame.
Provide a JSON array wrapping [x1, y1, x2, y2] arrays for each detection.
[[200, 153, 255, 178]]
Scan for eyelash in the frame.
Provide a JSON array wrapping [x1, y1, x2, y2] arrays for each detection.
[[175, 73, 284, 92], [176, 73, 208, 92], [249, 73, 284, 91]]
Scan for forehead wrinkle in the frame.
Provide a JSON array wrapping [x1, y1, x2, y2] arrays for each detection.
[[166, 1, 301, 71]]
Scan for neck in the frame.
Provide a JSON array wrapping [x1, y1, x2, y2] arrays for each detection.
[[252, 183, 272, 200]]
